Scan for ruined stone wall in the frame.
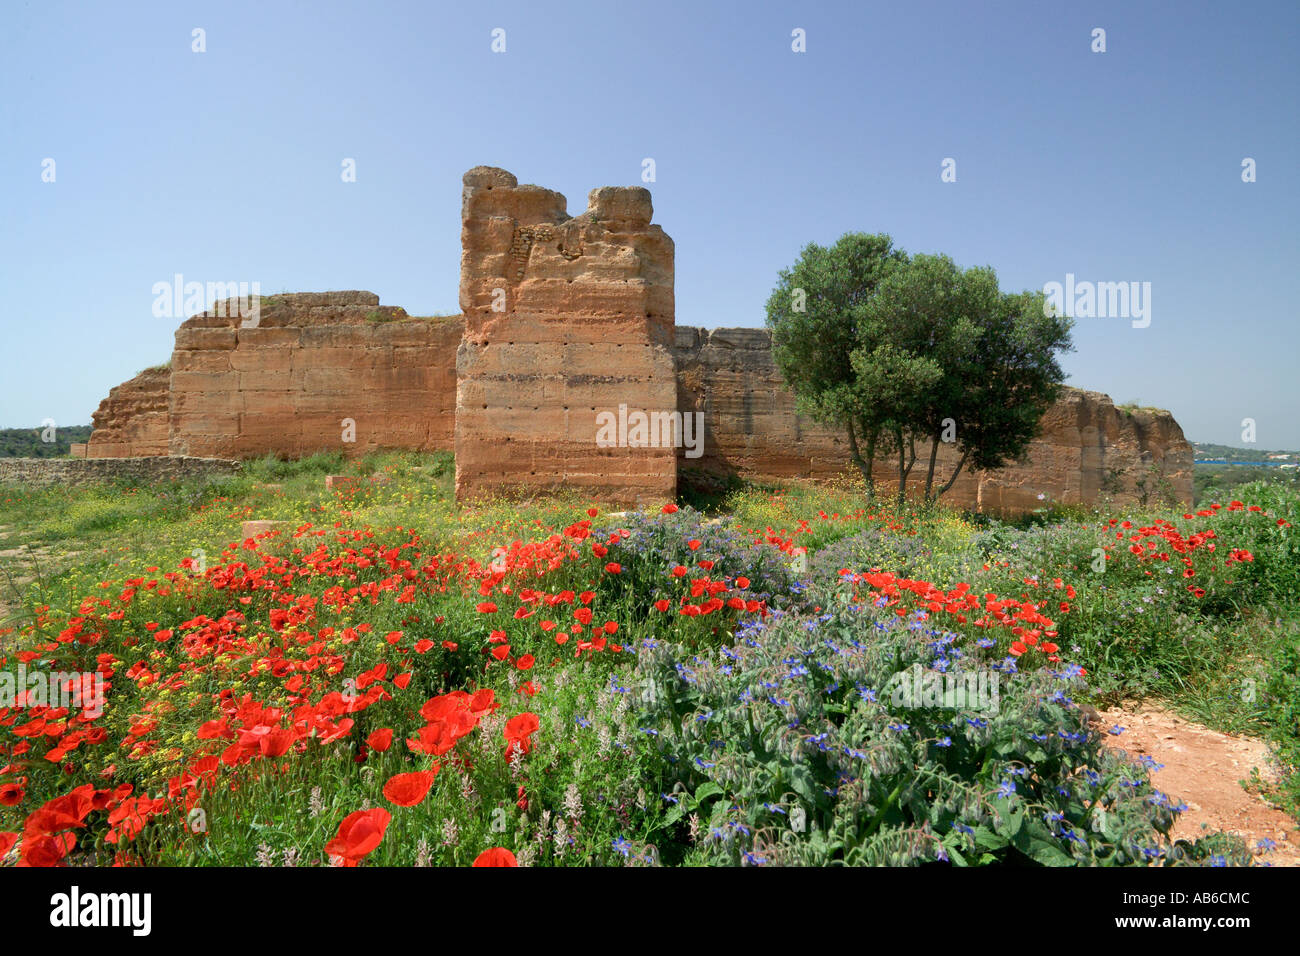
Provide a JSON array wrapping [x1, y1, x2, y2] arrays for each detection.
[[674, 327, 1194, 510], [0, 456, 239, 487], [167, 292, 461, 459], [454, 167, 677, 504], [86, 367, 170, 458], [83, 168, 1195, 513]]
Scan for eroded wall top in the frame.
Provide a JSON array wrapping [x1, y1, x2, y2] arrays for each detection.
[[168, 291, 461, 459]]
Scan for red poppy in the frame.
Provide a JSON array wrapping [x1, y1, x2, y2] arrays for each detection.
[[516, 654, 535, 670], [20, 831, 76, 867], [325, 808, 392, 865], [367, 728, 393, 752], [0, 783, 24, 807], [382, 768, 439, 807], [0, 832, 17, 858], [504, 712, 540, 758], [473, 847, 518, 867]]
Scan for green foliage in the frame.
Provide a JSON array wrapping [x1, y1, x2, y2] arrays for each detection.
[[2, 461, 1295, 866], [0, 425, 92, 458], [631, 595, 1203, 866], [764, 235, 1072, 502]]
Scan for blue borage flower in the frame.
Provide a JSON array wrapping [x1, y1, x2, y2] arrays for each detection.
[[608, 674, 632, 694]]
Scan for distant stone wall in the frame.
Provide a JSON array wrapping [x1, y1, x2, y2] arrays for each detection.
[[674, 327, 1194, 511], [0, 456, 240, 487], [454, 167, 677, 505], [83, 167, 1195, 513], [86, 367, 170, 458], [167, 292, 461, 458]]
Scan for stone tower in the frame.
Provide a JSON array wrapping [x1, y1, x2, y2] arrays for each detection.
[[455, 167, 678, 504]]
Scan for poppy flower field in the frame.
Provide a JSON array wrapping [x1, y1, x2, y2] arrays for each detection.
[[1, 457, 1297, 867]]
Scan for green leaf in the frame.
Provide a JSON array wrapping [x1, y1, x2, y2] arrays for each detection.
[[692, 782, 723, 809]]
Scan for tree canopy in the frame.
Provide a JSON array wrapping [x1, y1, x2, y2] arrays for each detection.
[[765, 234, 1073, 501]]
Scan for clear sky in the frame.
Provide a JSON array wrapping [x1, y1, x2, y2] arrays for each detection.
[[3, 0, 1297, 447]]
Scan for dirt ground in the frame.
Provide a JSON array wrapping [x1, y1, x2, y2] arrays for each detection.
[[1099, 703, 1299, 866]]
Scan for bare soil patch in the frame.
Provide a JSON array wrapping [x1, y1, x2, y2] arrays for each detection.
[[1100, 703, 1299, 866]]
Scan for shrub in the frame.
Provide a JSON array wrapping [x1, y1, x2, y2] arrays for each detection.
[[628, 590, 1227, 866]]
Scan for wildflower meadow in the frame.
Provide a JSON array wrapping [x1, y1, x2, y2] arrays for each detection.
[[2, 454, 1296, 869]]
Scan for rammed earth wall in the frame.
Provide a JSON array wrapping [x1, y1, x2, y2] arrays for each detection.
[[83, 167, 1195, 512], [454, 167, 678, 505], [165, 293, 461, 459], [672, 326, 1194, 510]]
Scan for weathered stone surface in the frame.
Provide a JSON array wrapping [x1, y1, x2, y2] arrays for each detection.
[[86, 366, 170, 458], [673, 327, 1193, 512], [162, 292, 462, 459], [84, 170, 1194, 514], [0, 456, 239, 486], [455, 168, 678, 505]]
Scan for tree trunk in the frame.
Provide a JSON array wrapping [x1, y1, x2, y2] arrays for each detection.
[[845, 419, 876, 499], [934, 449, 971, 500], [896, 429, 916, 505], [923, 432, 941, 502]]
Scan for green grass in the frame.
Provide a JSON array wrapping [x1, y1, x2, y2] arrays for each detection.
[[2, 461, 1297, 847]]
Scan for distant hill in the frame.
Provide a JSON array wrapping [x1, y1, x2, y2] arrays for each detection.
[[0, 425, 93, 458], [1191, 441, 1300, 503], [1191, 442, 1298, 463]]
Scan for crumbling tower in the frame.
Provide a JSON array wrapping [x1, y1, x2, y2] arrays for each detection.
[[455, 166, 678, 504]]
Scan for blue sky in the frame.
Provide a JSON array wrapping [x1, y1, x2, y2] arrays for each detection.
[[3, 0, 1297, 447]]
